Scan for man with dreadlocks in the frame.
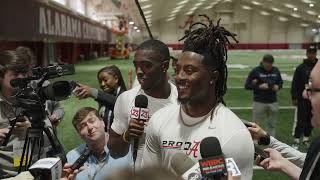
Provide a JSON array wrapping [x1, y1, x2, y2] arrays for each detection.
[[142, 16, 254, 179]]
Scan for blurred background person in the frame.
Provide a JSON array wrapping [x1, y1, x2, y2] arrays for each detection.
[[74, 65, 127, 132], [291, 45, 318, 149], [245, 54, 283, 137]]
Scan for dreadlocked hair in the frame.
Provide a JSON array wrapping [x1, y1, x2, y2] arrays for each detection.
[[179, 14, 238, 105]]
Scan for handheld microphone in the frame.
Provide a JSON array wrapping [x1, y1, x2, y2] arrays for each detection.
[[130, 95, 149, 162], [199, 137, 227, 179], [171, 152, 241, 180], [71, 148, 91, 170], [29, 157, 62, 180]]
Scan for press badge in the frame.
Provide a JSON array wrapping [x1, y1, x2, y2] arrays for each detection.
[[13, 139, 30, 167]]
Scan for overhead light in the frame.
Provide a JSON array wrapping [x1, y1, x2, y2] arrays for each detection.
[[260, 11, 270, 16], [291, 13, 301, 18], [139, 0, 149, 2], [309, 3, 314, 7], [177, 0, 189, 5], [271, 7, 281, 12], [294, 7, 298, 11], [312, 28, 317, 32], [136, 29, 141, 32], [284, 3, 295, 8], [307, 10, 317, 15], [144, 10, 152, 14], [129, 21, 134, 25], [166, 17, 175, 21], [278, 16, 288, 22], [173, 5, 184, 10], [186, 11, 194, 15], [169, 13, 176, 17], [133, 26, 138, 29], [194, 2, 203, 6], [145, 14, 152, 18], [210, 1, 218, 6], [171, 9, 180, 13], [302, 0, 313, 3], [241, 5, 252, 10], [142, 4, 152, 9], [190, 7, 198, 11], [251, 1, 262, 5], [301, 23, 309, 27], [204, 5, 214, 10]]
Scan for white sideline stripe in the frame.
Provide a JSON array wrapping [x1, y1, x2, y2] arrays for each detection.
[[230, 106, 294, 110], [228, 86, 290, 89], [253, 166, 264, 170]]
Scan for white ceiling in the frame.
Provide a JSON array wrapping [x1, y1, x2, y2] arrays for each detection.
[[121, 0, 320, 31]]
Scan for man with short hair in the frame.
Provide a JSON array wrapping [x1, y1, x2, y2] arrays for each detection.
[[245, 54, 283, 137], [291, 45, 318, 148], [67, 107, 133, 180], [108, 39, 178, 169], [142, 17, 254, 179]]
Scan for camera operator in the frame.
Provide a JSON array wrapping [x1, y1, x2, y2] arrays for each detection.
[[16, 46, 65, 129], [245, 54, 283, 137], [0, 50, 32, 178]]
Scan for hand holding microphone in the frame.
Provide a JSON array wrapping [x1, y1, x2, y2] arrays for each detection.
[[125, 94, 149, 141]]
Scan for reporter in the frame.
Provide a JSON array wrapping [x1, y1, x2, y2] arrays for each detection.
[[74, 65, 126, 131], [248, 122, 306, 168]]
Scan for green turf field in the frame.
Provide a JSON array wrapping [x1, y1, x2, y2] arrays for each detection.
[[55, 50, 319, 179]]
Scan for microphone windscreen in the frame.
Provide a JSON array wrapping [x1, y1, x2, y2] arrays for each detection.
[[200, 136, 222, 158], [171, 152, 196, 175], [135, 94, 148, 108]]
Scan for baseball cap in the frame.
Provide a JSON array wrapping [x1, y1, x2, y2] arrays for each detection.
[[307, 45, 317, 53]]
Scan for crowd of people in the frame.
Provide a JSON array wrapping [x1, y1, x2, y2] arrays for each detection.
[[0, 16, 319, 180]]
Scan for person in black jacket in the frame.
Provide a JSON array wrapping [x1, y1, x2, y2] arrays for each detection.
[[245, 54, 283, 137], [291, 46, 318, 148], [74, 65, 126, 132]]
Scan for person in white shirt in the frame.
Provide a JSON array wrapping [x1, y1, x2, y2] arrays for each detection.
[[142, 16, 254, 179], [108, 39, 178, 169]]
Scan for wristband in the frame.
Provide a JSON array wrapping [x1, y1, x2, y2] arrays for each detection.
[[122, 130, 130, 143]]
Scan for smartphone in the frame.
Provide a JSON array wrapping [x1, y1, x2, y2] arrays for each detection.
[[254, 145, 269, 161]]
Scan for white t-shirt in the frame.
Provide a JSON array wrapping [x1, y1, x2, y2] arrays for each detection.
[[111, 82, 178, 168], [142, 103, 254, 179]]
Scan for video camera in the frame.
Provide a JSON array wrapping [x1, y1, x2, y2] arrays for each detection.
[[10, 64, 76, 112]]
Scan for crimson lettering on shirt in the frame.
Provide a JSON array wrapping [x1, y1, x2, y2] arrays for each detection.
[[161, 140, 200, 158]]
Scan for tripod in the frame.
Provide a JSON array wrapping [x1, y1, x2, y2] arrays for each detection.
[[16, 109, 67, 172]]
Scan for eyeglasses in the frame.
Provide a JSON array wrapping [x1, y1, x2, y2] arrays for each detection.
[[305, 81, 320, 98]]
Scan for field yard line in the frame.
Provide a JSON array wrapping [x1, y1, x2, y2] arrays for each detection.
[[229, 106, 294, 110], [228, 86, 290, 89]]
